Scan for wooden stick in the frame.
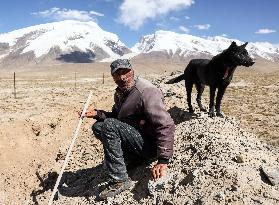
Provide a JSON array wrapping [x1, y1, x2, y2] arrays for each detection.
[[48, 91, 93, 205]]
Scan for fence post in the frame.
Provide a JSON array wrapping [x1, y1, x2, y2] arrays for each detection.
[[13, 72, 16, 99], [102, 73, 105, 84]]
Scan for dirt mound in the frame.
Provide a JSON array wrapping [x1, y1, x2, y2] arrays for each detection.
[[25, 111, 279, 205]]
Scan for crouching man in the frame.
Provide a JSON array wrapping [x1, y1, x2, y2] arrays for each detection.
[[82, 59, 175, 200]]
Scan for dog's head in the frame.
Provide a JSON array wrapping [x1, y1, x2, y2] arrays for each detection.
[[226, 41, 255, 67]]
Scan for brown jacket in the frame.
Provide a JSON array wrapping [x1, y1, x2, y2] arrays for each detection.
[[95, 77, 175, 160]]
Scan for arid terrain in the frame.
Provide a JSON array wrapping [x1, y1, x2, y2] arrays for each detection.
[[0, 60, 278, 204]]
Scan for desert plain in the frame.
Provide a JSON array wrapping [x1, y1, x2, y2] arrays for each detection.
[[0, 59, 278, 204]]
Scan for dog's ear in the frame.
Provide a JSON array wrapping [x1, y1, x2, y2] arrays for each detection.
[[228, 41, 237, 50], [237, 42, 248, 52], [240, 42, 248, 49]]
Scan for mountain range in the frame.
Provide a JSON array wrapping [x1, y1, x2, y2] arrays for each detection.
[[0, 20, 279, 67]]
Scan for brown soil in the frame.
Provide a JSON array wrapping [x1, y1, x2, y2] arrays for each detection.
[[0, 60, 278, 204]]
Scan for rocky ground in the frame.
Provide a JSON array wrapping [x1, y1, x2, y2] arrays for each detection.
[[0, 62, 279, 204], [42, 112, 279, 205]]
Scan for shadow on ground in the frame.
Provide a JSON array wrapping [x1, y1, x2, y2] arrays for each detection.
[[31, 164, 105, 204], [31, 163, 153, 204], [168, 106, 199, 125]]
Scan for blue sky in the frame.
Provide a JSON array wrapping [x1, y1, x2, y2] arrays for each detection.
[[0, 0, 278, 47]]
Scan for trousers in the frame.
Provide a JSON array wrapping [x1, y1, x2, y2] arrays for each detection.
[[92, 118, 156, 181]]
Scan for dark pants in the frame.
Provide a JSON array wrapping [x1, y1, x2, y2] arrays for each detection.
[[92, 118, 156, 182]]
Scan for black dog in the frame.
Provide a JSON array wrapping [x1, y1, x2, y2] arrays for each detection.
[[166, 41, 255, 117]]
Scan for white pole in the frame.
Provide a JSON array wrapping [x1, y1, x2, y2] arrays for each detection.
[[48, 91, 93, 205]]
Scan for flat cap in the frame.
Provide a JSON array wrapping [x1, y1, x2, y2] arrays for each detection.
[[110, 59, 132, 75]]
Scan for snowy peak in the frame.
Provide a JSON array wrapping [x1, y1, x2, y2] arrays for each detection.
[[1, 22, 279, 67], [132, 30, 279, 62], [132, 34, 156, 53], [132, 30, 230, 55], [0, 20, 131, 65]]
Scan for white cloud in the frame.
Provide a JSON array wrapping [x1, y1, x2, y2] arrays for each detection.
[[179, 26, 189, 33], [194, 24, 211, 30], [89, 11, 104, 17], [170, 16, 180, 21], [31, 7, 104, 21], [255, 28, 276, 34], [221, 34, 228, 37], [156, 22, 168, 29], [118, 0, 195, 30], [185, 16, 190, 20]]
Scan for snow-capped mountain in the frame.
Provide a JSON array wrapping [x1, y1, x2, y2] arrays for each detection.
[[132, 30, 279, 62], [0, 20, 131, 66], [1, 22, 279, 67]]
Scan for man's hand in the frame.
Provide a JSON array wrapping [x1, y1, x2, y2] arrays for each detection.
[[151, 163, 168, 181], [78, 106, 97, 118]]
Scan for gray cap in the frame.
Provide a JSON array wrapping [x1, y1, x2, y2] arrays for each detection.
[[110, 59, 132, 75]]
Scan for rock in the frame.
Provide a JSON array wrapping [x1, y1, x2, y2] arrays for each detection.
[[164, 90, 176, 97], [230, 184, 238, 191], [49, 122, 56, 128], [233, 154, 244, 163], [55, 151, 65, 161], [162, 200, 173, 205], [32, 124, 41, 136], [48, 117, 61, 129], [261, 166, 279, 186], [180, 170, 195, 186], [147, 173, 172, 196], [214, 192, 225, 202]]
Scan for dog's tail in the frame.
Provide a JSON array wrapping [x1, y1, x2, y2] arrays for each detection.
[[165, 74, 185, 84]]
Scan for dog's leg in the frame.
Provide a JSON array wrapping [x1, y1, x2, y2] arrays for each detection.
[[208, 86, 216, 117], [195, 83, 206, 112], [215, 86, 227, 117], [186, 82, 194, 113]]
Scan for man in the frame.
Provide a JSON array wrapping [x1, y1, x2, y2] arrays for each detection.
[[82, 59, 175, 200]]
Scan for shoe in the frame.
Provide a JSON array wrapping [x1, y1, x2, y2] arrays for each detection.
[[99, 178, 133, 200]]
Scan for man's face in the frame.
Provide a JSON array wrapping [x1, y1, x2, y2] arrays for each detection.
[[112, 68, 134, 91]]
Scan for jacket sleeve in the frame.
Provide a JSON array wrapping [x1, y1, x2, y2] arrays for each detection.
[[142, 87, 175, 161], [93, 105, 118, 121]]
